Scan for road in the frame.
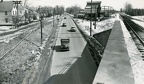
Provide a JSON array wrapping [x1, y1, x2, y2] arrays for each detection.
[[43, 15, 97, 84]]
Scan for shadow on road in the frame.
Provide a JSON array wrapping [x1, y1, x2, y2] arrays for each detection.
[[53, 45, 69, 52], [44, 43, 98, 84], [67, 30, 76, 32]]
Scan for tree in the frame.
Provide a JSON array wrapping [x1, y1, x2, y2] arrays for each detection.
[[124, 2, 133, 15], [66, 5, 81, 16]]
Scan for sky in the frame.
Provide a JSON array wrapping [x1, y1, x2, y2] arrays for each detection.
[[5, 0, 144, 10]]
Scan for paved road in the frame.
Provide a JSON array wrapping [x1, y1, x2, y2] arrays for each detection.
[[43, 15, 97, 84]]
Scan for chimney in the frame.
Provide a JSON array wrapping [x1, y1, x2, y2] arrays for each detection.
[[1, 0, 3, 2]]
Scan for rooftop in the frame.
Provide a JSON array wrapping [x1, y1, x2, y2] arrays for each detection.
[[0, 1, 13, 12], [87, 1, 101, 4]]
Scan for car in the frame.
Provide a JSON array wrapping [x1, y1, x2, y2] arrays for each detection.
[[64, 17, 66, 19], [62, 23, 66, 27], [60, 38, 70, 51], [70, 27, 76, 32]]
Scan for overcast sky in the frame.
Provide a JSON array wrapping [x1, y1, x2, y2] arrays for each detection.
[[6, 0, 144, 10]]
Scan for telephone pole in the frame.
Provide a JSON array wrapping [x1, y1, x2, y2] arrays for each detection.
[[13, 1, 21, 28], [53, 8, 55, 28], [95, 4, 96, 29], [90, 0, 92, 36], [39, 6, 43, 45]]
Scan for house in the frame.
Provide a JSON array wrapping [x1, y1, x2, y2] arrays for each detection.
[[85, 1, 101, 20], [0, 0, 29, 25], [0, 0, 13, 25], [77, 10, 85, 18]]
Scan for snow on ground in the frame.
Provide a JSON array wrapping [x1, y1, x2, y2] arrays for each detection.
[[75, 16, 116, 36], [120, 15, 144, 84], [0, 26, 12, 33], [131, 16, 144, 28], [0, 26, 11, 30], [0, 31, 23, 43], [132, 16, 144, 21], [132, 19, 144, 28]]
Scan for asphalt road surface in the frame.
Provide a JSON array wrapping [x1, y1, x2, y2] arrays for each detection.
[[43, 15, 97, 84]]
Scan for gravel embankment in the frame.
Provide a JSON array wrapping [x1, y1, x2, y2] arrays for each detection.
[[0, 18, 59, 84]]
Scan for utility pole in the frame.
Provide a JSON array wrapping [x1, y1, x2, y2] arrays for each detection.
[[90, 0, 92, 36], [95, 4, 96, 29], [13, 1, 21, 28], [108, 6, 110, 17], [53, 8, 55, 28], [39, 6, 43, 45], [40, 17, 43, 45], [56, 5, 58, 20], [104, 6, 105, 16]]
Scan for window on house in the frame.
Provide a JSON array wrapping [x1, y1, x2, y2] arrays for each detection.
[[20, 11, 22, 14], [5, 11, 7, 15], [13, 11, 15, 15], [5, 18, 8, 23]]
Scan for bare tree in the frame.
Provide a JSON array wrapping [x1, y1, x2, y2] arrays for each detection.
[[66, 5, 81, 16], [124, 2, 133, 15]]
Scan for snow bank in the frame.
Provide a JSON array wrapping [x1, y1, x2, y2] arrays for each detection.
[[76, 17, 115, 36]]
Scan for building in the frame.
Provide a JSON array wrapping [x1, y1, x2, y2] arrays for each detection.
[[0, 0, 13, 25], [85, 1, 101, 20], [101, 6, 114, 17], [0, 0, 29, 25], [77, 10, 85, 18]]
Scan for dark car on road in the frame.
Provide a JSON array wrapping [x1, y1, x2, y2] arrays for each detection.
[[70, 27, 76, 32], [60, 38, 70, 51], [62, 23, 66, 27]]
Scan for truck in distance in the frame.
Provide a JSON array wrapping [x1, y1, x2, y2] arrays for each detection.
[[60, 38, 70, 51], [62, 23, 66, 27]]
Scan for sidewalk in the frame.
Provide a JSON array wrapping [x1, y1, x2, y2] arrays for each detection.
[[92, 19, 134, 84]]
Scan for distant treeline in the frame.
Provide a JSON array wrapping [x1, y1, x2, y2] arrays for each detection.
[[125, 9, 144, 16], [122, 2, 144, 16]]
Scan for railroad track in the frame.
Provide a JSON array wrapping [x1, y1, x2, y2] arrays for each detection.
[[0, 18, 54, 60], [121, 15, 144, 60], [0, 26, 40, 60]]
